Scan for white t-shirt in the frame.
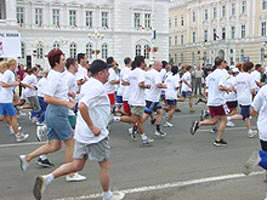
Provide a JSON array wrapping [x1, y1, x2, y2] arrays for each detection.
[[122, 67, 131, 101], [233, 72, 256, 106], [0, 69, 15, 103], [165, 74, 180, 100], [117, 67, 126, 96], [251, 85, 267, 141], [145, 68, 162, 102], [224, 75, 237, 102], [104, 68, 119, 94], [21, 74, 38, 98], [206, 69, 229, 106], [75, 78, 110, 144], [63, 70, 79, 116], [44, 69, 69, 101], [126, 67, 146, 106], [75, 65, 88, 81], [37, 77, 47, 97], [250, 70, 261, 92], [181, 71, 192, 92]]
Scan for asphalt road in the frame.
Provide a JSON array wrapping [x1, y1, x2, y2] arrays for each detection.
[[0, 102, 265, 200]]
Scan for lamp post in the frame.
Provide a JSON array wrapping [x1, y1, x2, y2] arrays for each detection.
[[88, 29, 104, 59]]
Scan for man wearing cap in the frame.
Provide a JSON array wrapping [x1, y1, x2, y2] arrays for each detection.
[[32, 59, 125, 200]]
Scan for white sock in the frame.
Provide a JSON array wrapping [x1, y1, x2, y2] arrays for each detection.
[[141, 134, 147, 140], [39, 155, 47, 160], [103, 191, 112, 200], [44, 174, 54, 185], [113, 116, 121, 121]]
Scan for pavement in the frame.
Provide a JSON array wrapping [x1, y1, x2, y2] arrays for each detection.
[[0, 101, 266, 200]]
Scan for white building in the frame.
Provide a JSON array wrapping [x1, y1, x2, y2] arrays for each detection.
[[0, 0, 169, 69]]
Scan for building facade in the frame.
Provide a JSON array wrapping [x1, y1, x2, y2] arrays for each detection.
[[0, 0, 169, 69], [169, 0, 267, 66]]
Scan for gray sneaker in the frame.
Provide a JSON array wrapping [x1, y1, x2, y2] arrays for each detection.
[[33, 176, 47, 200], [243, 151, 260, 175], [16, 133, 29, 142]]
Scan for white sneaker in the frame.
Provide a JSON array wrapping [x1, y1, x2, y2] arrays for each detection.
[[105, 191, 125, 200], [248, 129, 257, 138], [19, 155, 29, 171], [128, 127, 133, 135], [36, 126, 43, 142], [9, 126, 21, 135], [66, 173, 87, 182], [155, 130, 167, 137], [226, 121, 235, 127], [243, 151, 260, 175], [16, 133, 29, 142], [33, 176, 48, 200], [163, 122, 173, 127]]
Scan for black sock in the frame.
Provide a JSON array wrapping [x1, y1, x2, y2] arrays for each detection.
[[156, 124, 160, 131]]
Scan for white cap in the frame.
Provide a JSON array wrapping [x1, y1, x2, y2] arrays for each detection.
[[232, 68, 239, 73]]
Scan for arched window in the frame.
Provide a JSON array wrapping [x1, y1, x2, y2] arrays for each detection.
[[101, 43, 108, 59], [37, 42, 43, 59], [53, 41, 60, 49], [21, 42, 25, 59], [240, 49, 244, 62], [70, 42, 77, 58], [136, 44, 142, 56], [144, 44, 150, 59], [261, 48, 265, 63], [86, 43, 93, 59]]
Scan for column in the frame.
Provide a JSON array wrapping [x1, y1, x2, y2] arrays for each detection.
[[5, 0, 17, 25]]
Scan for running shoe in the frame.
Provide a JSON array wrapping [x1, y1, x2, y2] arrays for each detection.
[[213, 139, 227, 147], [210, 127, 217, 134], [16, 133, 29, 142], [36, 158, 55, 168], [243, 151, 260, 175], [107, 191, 125, 200], [190, 121, 199, 135], [163, 121, 173, 127], [248, 129, 257, 138], [150, 118, 156, 125], [33, 176, 47, 200], [226, 121, 235, 127], [141, 137, 154, 144], [130, 126, 138, 141], [19, 155, 29, 171], [66, 173, 87, 182], [155, 130, 167, 137]]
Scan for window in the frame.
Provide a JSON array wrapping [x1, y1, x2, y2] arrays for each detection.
[[86, 11, 93, 28], [144, 44, 150, 59], [86, 43, 93, 59], [21, 42, 25, 59], [261, 48, 265, 63], [37, 43, 43, 59], [69, 10, 76, 26], [213, 7, 217, 19], [192, 32, 196, 43], [242, 1, 247, 15], [101, 43, 108, 59], [241, 25, 246, 38], [222, 27, 226, 40], [35, 8, 43, 26], [52, 9, 60, 26], [231, 26, 235, 39], [70, 43, 77, 58], [262, 22, 266, 36], [134, 13, 141, 28], [181, 35, 184, 45], [169, 36, 172, 46], [263, 0, 267, 10], [144, 13, 151, 28], [136, 44, 142, 56], [222, 5, 226, 17], [192, 11, 196, 22], [169, 18, 171, 28], [181, 16, 184, 26], [101, 11, 108, 28], [0, 0, 6, 19], [204, 30, 208, 42], [16, 7, 24, 24], [175, 36, 178, 46], [213, 28, 217, 40], [232, 3, 235, 16], [205, 9, 208, 20], [192, 52, 195, 64], [53, 42, 60, 49], [174, 17, 177, 27], [240, 49, 244, 61], [181, 53, 184, 63], [174, 54, 178, 64], [203, 51, 207, 63]]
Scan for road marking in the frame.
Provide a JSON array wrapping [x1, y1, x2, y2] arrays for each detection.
[[53, 171, 264, 200], [198, 126, 257, 133], [0, 141, 45, 148]]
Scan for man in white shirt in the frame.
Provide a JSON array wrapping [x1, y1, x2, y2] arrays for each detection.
[[143, 61, 167, 137], [251, 64, 264, 94], [76, 53, 88, 86], [177, 65, 195, 112], [191, 57, 233, 147], [32, 59, 125, 200], [227, 62, 258, 138], [0, 58, 28, 142]]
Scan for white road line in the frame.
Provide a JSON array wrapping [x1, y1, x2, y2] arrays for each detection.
[[0, 141, 45, 148], [53, 171, 264, 200]]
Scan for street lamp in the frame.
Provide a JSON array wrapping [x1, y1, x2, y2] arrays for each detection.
[[88, 29, 104, 59]]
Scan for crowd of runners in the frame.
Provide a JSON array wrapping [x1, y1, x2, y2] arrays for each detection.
[[1, 48, 267, 199]]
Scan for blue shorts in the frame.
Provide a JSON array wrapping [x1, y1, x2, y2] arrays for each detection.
[[45, 104, 73, 141], [0, 103, 16, 116], [116, 95, 123, 104], [240, 105, 250, 120], [182, 91, 192, 98], [166, 99, 177, 106], [144, 101, 162, 114]]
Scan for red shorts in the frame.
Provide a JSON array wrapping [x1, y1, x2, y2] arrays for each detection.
[[123, 101, 131, 115], [108, 93, 115, 105], [208, 105, 226, 118]]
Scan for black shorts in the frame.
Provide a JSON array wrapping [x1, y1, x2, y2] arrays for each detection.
[[226, 101, 238, 109]]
